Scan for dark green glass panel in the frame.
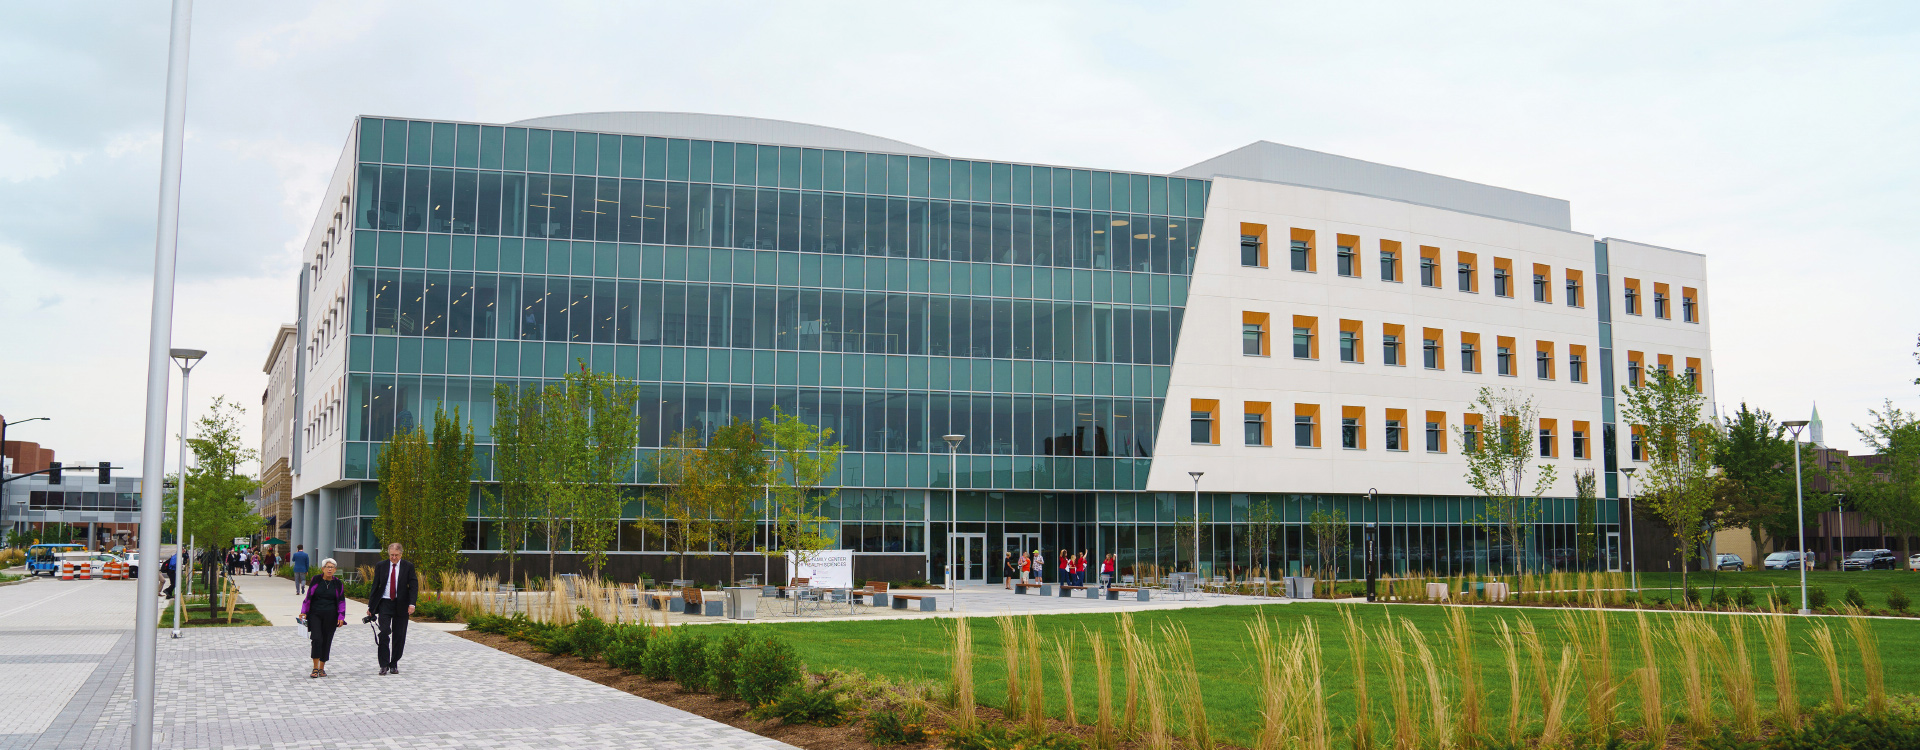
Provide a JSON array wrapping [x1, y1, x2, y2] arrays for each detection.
[[497, 238, 522, 273], [358, 118, 383, 162], [645, 137, 668, 180], [617, 245, 640, 278], [471, 340, 495, 375], [550, 130, 575, 174], [779, 147, 801, 189], [666, 139, 690, 181], [450, 236, 474, 271], [520, 341, 543, 375], [641, 245, 664, 279], [431, 122, 456, 167], [426, 234, 450, 269], [712, 142, 735, 185], [547, 243, 570, 275], [544, 342, 569, 377], [621, 135, 645, 177], [381, 120, 406, 163], [349, 335, 372, 372], [402, 233, 426, 267], [571, 243, 593, 277], [423, 338, 447, 373], [406, 121, 431, 165], [526, 130, 551, 173], [689, 140, 713, 182], [455, 124, 480, 168], [503, 128, 527, 171], [599, 134, 621, 176], [493, 341, 517, 376], [397, 337, 423, 373], [479, 126, 503, 170]]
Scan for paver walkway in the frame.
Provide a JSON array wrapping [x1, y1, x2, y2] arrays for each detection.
[[0, 577, 795, 749]]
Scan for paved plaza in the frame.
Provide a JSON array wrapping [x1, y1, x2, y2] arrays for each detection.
[[0, 577, 796, 750]]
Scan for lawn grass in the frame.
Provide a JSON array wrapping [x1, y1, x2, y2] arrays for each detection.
[[1636, 569, 1919, 610], [157, 599, 270, 627], [714, 602, 1920, 746]]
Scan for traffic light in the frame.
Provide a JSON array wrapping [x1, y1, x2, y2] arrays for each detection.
[[47, 461, 61, 485], [98, 462, 111, 484]]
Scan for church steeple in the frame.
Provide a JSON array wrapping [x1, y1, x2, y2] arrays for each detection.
[[1809, 403, 1825, 448]]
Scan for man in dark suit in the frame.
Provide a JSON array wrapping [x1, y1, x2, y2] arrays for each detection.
[[367, 542, 418, 675]]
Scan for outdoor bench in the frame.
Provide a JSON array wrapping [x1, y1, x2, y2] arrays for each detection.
[[1105, 586, 1150, 602], [890, 594, 936, 612], [1013, 581, 1053, 596]]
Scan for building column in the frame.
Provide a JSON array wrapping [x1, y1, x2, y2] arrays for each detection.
[[315, 488, 335, 566], [304, 493, 320, 556], [290, 495, 304, 557], [87, 521, 97, 551]]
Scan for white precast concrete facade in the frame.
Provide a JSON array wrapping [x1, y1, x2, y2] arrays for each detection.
[[1147, 174, 1635, 496]]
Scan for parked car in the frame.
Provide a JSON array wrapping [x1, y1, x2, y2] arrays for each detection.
[[1842, 549, 1899, 571], [1763, 551, 1808, 570], [1911, 553, 1920, 571], [124, 552, 140, 579], [1714, 553, 1746, 571]]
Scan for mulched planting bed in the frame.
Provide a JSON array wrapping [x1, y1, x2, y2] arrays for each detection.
[[454, 628, 1216, 750]]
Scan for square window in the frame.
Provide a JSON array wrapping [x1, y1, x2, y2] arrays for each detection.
[[1420, 256, 1438, 287], [1425, 422, 1442, 452], [1380, 250, 1398, 281], [1566, 278, 1581, 307], [1573, 430, 1587, 459], [1460, 342, 1478, 373], [1624, 288, 1640, 315], [1539, 428, 1555, 457], [1341, 418, 1359, 449], [1493, 267, 1510, 297], [1337, 245, 1356, 277], [1569, 355, 1585, 383], [1242, 323, 1264, 356], [1457, 262, 1474, 292], [1533, 274, 1548, 302], [1536, 351, 1552, 380], [1339, 331, 1358, 363], [1190, 410, 1214, 444], [1293, 327, 1313, 359], [1382, 334, 1400, 366], [1385, 419, 1403, 451], [1497, 347, 1513, 376], [1245, 411, 1267, 446], [1290, 240, 1310, 272], [1423, 339, 1439, 369], [1294, 415, 1315, 447], [1240, 234, 1262, 268]]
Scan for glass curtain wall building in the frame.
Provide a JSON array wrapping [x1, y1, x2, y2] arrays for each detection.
[[289, 113, 1710, 581]]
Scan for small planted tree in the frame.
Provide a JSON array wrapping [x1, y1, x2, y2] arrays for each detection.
[[374, 403, 475, 579], [164, 396, 262, 611], [488, 382, 547, 586], [1575, 470, 1599, 570], [638, 428, 714, 582], [761, 407, 843, 576], [1307, 506, 1349, 595], [1621, 370, 1717, 589], [705, 419, 771, 586], [1247, 498, 1281, 594], [1458, 387, 1557, 575], [558, 364, 643, 578]]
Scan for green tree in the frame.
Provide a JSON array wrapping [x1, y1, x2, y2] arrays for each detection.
[[374, 404, 473, 579], [1621, 370, 1717, 588], [161, 396, 261, 611], [1246, 498, 1281, 595], [760, 407, 843, 574], [1458, 387, 1556, 575], [637, 427, 714, 582], [1307, 506, 1349, 591], [704, 419, 770, 585], [556, 365, 642, 577], [1832, 401, 1920, 564], [1575, 469, 1598, 570], [1712, 403, 1813, 556], [487, 382, 547, 586]]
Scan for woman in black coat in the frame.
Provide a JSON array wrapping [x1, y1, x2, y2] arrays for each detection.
[[300, 558, 347, 678]]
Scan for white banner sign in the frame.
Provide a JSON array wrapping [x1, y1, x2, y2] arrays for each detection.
[[787, 549, 854, 589]]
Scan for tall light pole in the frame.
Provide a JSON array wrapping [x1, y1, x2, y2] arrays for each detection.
[[1, 417, 50, 466], [944, 435, 963, 611], [1835, 493, 1847, 569], [1188, 471, 1204, 576], [1620, 467, 1638, 593], [1784, 420, 1810, 615], [168, 349, 204, 638], [133, 1, 196, 746]]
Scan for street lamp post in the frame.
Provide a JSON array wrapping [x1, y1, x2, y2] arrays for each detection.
[[1188, 472, 1203, 576], [1836, 493, 1846, 570], [1620, 467, 1638, 593], [1366, 488, 1379, 602], [1784, 420, 1810, 615], [1, 418, 49, 536], [133, 1, 196, 746], [168, 349, 205, 639], [944, 435, 963, 611]]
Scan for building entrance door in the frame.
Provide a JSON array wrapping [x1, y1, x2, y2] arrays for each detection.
[[1006, 533, 1042, 581], [953, 533, 987, 583], [1604, 531, 1622, 572]]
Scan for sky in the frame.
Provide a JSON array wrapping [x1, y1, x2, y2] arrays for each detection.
[[1, 1, 1916, 477]]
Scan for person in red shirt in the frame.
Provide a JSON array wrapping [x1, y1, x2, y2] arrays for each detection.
[[1019, 551, 1031, 584], [1100, 553, 1116, 587]]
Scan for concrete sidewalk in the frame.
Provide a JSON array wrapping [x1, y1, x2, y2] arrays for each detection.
[[231, 573, 465, 631]]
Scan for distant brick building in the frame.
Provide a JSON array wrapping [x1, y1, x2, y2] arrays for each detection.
[[258, 324, 300, 545]]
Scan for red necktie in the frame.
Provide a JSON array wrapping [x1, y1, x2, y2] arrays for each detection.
[[388, 563, 398, 600]]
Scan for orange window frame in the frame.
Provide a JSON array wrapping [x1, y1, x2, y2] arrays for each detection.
[[1239, 222, 1269, 268], [1243, 311, 1271, 356], [1290, 228, 1317, 273], [1191, 398, 1220, 445], [1294, 403, 1322, 448], [1292, 315, 1319, 360], [1244, 401, 1272, 446]]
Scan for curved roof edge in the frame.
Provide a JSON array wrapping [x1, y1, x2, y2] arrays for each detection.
[[509, 112, 943, 157]]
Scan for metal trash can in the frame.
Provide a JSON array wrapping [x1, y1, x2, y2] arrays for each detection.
[[723, 586, 760, 620], [1285, 576, 1317, 599]]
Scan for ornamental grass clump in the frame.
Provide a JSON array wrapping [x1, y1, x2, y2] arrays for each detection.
[[1809, 622, 1844, 710], [1845, 607, 1886, 715], [1340, 608, 1374, 750], [996, 615, 1025, 719], [1164, 624, 1211, 750], [1757, 612, 1799, 731], [1446, 607, 1480, 743], [1632, 610, 1669, 743], [1088, 627, 1114, 749], [948, 618, 976, 731], [1493, 619, 1524, 747]]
